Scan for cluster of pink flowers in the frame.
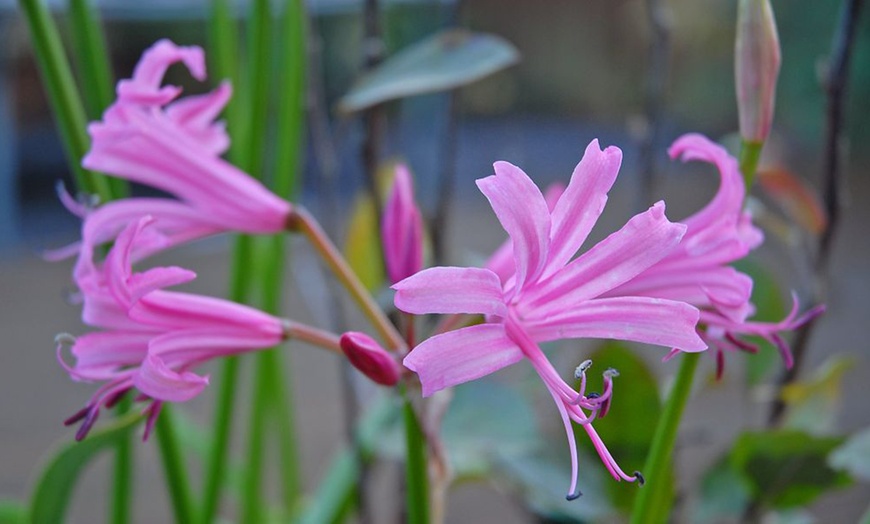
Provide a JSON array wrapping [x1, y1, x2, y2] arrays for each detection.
[[392, 136, 820, 497], [55, 40, 313, 440], [54, 38, 818, 498]]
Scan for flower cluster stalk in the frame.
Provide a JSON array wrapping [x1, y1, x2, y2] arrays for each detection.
[[290, 208, 405, 351], [629, 352, 700, 524], [155, 406, 196, 524]]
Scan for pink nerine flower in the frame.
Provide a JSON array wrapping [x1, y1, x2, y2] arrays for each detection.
[[59, 218, 287, 440], [81, 39, 291, 238], [382, 164, 424, 284], [394, 140, 706, 498], [607, 134, 823, 375]]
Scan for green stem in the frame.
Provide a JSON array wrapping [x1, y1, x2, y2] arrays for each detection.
[[18, 0, 112, 201], [629, 353, 700, 524], [240, 351, 272, 524], [738, 139, 764, 189], [199, 234, 252, 524], [274, 0, 306, 198], [240, 0, 272, 178], [155, 405, 195, 524], [402, 387, 430, 524], [67, 0, 127, 199], [110, 395, 133, 524]]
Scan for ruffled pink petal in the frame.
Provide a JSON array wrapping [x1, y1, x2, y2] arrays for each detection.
[[403, 324, 522, 397], [484, 182, 566, 286], [524, 201, 685, 311], [546, 140, 622, 274], [84, 108, 291, 233], [165, 82, 232, 155], [126, 266, 197, 305], [477, 162, 551, 292], [393, 267, 506, 317], [134, 353, 209, 403], [527, 296, 706, 352], [116, 40, 206, 106]]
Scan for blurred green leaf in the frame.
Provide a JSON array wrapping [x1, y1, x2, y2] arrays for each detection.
[[29, 412, 142, 524], [338, 29, 519, 114], [499, 451, 613, 523], [781, 356, 853, 435], [0, 501, 27, 524], [441, 380, 540, 479], [578, 342, 665, 511], [343, 193, 386, 292], [729, 429, 851, 509], [763, 509, 816, 524], [733, 259, 788, 385], [693, 457, 752, 523], [828, 426, 870, 481]]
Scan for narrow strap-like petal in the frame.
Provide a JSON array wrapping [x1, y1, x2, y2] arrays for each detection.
[[393, 267, 506, 317], [547, 140, 622, 274], [403, 324, 522, 397], [527, 296, 707, 352], [476, 162, 551, 292], [524, 201, 685, 310]]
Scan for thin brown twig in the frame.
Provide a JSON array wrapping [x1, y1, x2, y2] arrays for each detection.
[[767, 0, 864, 427]]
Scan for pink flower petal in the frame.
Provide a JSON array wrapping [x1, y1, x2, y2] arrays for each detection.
[[477, 162, 551, 292], [393, 267, 506, 317], [403, 324, 522, 396], [547, 140, 622, 274], [524, 201, 685, 311], [134, 353, 209, 403], [527, 296, 706, 352]]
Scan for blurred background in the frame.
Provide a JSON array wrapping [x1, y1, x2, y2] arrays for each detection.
[[1, 0, 868, 522]]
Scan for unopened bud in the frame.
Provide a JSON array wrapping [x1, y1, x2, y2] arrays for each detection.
[[340, 331, 401, 386], [382, 164, 424, 285], [735, 0, 781, 143]]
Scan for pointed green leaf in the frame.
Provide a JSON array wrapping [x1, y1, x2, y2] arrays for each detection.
[[729, 429, 851, 509], [829, 426, 870, 481], [338, 29, 519, 114], [29, 412, 143, 524], [0, 501, 27, 524]]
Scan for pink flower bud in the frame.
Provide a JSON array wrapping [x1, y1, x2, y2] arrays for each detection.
[[340, 331, 401, 386], [382, 164, 424, 285], [735, 0, 781, 143]]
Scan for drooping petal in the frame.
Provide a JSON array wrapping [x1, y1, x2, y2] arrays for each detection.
[[403, 324, 522, 397], [546, 140, 622, 274], [523, 201, 685, 311], [477, 162, 551, 292], [134, 354, 209, 403], [164, 81, 232, 155], [393, 267, 506, 317], [527, 296, 707, 352]]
